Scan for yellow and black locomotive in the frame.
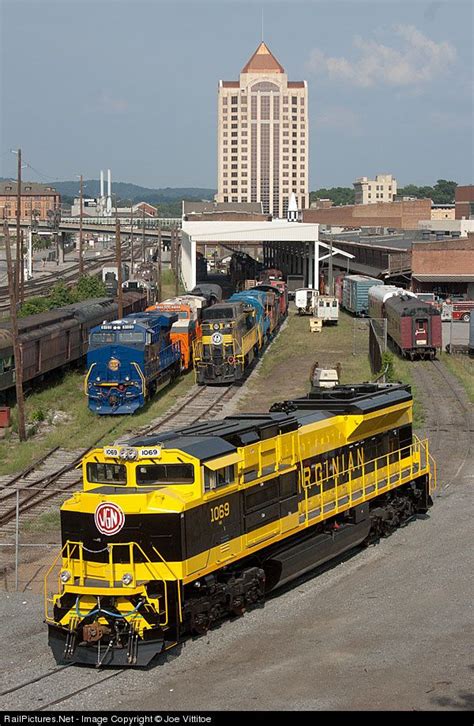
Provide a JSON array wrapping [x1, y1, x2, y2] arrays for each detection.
[[46, 383, 435, 666]]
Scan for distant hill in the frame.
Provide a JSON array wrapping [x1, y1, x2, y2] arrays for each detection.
[[0, 177, 216, 205], [51, 180, 216, 204]]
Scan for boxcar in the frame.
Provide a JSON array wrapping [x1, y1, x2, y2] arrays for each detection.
[[342, 275, 383, 316], [384, 295, 442, 360]]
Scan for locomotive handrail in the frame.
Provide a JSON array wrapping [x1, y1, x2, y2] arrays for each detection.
[[44, 539, 172, 627], [131, 361, 146, 397], [300, 438, 432, 524], [84, 362, 96, 394]]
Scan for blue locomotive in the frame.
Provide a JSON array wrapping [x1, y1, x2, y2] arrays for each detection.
[[85, 312, 181, 414]]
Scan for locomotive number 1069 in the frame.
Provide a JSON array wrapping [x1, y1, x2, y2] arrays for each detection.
[[210, 502, 230, 523]]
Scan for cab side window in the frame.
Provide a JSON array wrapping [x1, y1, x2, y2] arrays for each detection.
[[204, 465, 235, 492]]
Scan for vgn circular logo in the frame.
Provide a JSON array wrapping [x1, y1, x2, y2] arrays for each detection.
[[94, 501, 125, 536], [211, 332, 223, 345]]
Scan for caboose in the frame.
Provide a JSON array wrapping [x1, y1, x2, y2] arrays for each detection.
[[85, 312, 181, 414]]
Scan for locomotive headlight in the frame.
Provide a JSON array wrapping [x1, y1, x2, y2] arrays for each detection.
[[60, 570, 71, 583], [122, 573, 133, 586], [96, 376, 101, 382]]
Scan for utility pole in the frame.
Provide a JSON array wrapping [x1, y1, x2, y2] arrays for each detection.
[[55, 204, 59, 266], [115, 213, 123, 319], [173, 227, 180, 296], [328, 238, 333, 296], [79, 174, 84, 276], [4, 219, 27, 441], [19, 230, 25, 304], [141, 206, 146, 262], [16, 147, 22, 301], [130, 207, 134, 275], [157, 226, 162, 303]]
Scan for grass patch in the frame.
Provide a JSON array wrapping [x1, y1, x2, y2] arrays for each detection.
[[0, 368, 195, 476], [440, 352, 474, 402], [238, 310, 373, 412], [237, 310, 426, 430]]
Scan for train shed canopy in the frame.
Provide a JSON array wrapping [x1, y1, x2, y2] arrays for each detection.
[[181, 220, 353, 290]]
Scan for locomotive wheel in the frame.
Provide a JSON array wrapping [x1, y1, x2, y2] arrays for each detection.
[[230, 597, 246, 616], [191, 612, 210, 635]]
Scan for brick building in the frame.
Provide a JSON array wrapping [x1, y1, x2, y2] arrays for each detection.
[[455, 185, 474, 220], [0, 180, 61, 222], [411, 235, 474, 297], [302, 198, 432, 230]]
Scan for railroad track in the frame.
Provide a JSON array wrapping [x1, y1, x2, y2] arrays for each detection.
[[0, 447, 88, 534], [0, 245, 129, 312], [119, 383, 238, 442], [411, 358, 473, 489], [0, 385, 238, 535], [0, 662, 127, 710]]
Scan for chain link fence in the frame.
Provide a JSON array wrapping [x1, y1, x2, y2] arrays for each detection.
[[0, 485, 68, 594]]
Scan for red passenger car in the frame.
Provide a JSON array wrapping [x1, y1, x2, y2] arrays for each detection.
[[384, 295, 442, 360]]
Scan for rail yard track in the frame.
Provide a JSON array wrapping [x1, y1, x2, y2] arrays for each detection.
[[411, 358, 473, 489], [0, 661, 128, 710], [0, 245, 131, 314]]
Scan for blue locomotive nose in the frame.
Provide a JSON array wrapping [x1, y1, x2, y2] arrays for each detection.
[[86, 312, 181, 415]]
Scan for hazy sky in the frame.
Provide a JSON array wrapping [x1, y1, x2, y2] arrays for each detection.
[[1, 0, 472, 190]]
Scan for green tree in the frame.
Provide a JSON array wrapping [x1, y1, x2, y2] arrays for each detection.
[[49, 281, 73, 308], [73, 274, 107, 301], [379, 351, 396, 382], [32, 234, 52, 252], [19, 297, 50, 317], [432, 179, 457, 204]]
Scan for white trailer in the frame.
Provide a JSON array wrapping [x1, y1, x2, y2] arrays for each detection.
[[314, 295, 339, 324]]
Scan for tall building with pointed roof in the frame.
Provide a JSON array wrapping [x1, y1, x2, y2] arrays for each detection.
[[217, 42, 309, 218]]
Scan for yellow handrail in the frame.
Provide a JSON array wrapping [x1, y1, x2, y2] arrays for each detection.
[[301, 438, 433, 522], [83, 363, 96, 394], [131, 361, 147, 398], [44, 540, 173, 627]]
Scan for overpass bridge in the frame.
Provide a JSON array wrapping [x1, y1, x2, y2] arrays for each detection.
[[5, 217, 181, 238]]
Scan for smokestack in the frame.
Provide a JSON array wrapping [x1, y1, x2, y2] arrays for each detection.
[[106, 169, 112, 216], [100, 170, 104, 200]]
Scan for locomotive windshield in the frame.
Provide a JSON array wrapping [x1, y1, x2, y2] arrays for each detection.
[[203, 307, 235, 321], [90, 332, 116, 345], [87, 463, 126, 485], [136, 464, 194, 485], [117, 332, 145, 344]]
